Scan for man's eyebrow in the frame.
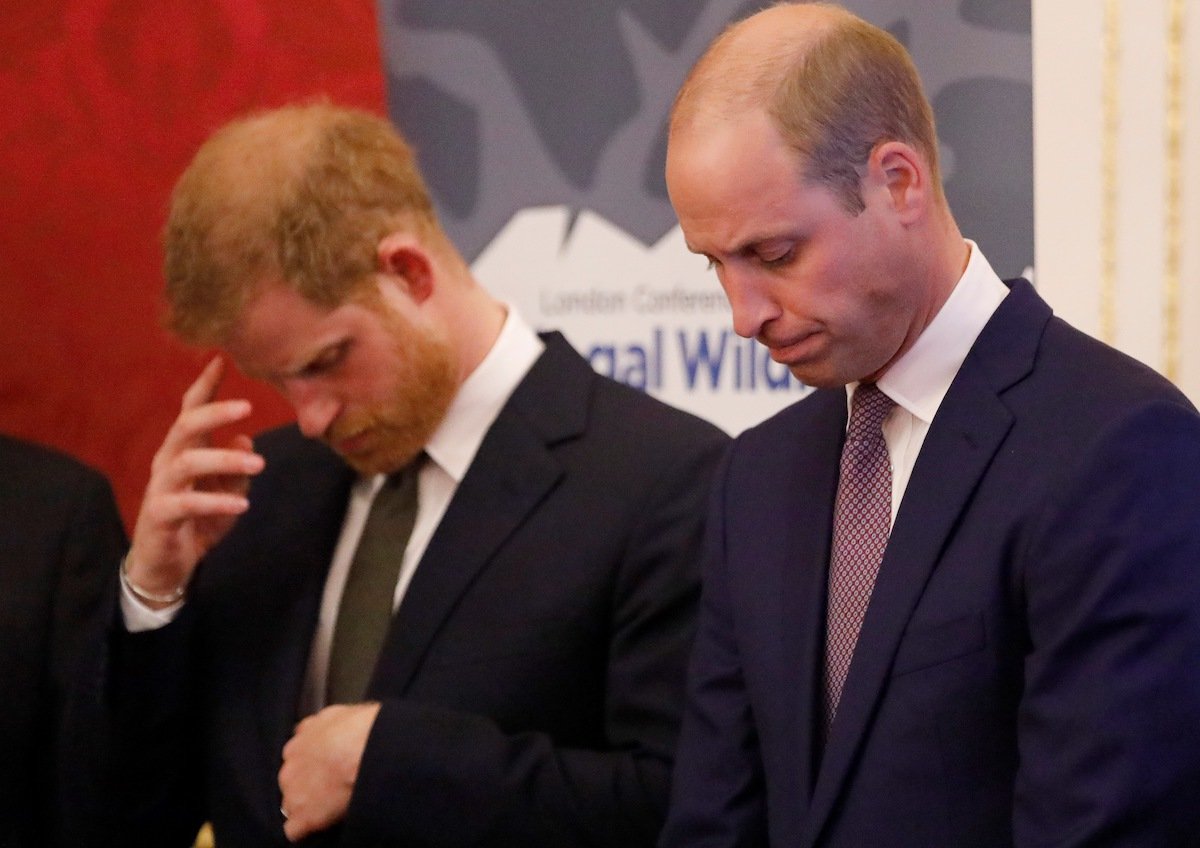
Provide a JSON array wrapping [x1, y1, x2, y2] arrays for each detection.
[[288, 339, 348, 376], [690, 230, 798, 259], [729, 234, 791, 257], [249, 338, 347, 383]]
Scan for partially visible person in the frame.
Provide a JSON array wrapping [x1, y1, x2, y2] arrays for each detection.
[[660, 3, 1200, 846], [0, 434, 127, 847], [79, 102, 727, 847]]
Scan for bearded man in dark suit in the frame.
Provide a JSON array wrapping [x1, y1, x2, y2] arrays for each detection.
[[87, 102, 727, 847]]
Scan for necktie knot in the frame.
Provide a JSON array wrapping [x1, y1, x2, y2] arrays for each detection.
[[846, 383, 895, 441]]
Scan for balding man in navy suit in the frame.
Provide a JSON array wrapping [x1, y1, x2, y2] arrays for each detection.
[[661, 4, 1200, 846]]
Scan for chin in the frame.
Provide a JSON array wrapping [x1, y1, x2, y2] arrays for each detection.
[[355, 441, 428, 477], [788, 364, 842, 390], [345, 455, 404, 477]]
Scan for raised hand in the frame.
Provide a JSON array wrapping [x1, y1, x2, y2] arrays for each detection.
[[126, 357, 265, 606]]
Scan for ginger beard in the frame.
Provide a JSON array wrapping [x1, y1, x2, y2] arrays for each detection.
[[326, 305, 457, 476]]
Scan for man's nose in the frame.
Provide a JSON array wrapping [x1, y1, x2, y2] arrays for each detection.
[[288, 384, 340, 439], [721, 269, 778, 340]]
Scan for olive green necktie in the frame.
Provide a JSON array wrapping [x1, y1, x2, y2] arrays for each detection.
[[326, 461, 421, 704]]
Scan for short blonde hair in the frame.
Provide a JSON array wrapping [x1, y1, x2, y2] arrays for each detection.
[[163, 102, 438, 344], [772, 9, 940, 213], [673, 2, 941, 214]]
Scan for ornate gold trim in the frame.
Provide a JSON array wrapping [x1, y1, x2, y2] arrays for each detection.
[[1163, 0, 1184, 382], [1100, 0, 1121, 345]]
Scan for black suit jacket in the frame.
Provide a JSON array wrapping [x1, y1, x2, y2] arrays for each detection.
[[96, 332, 728, 847], [662, 281, 1200, 847], [0, 435, 127, 848]]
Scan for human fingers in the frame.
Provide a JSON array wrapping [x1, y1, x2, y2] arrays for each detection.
[[154, 399, 253, 468], [154, 446, 264, 494], [227, 432, 255, 452], [137, 488, 255, 529], [279, 729, 327, 842], [128, 486, 251, 567], [179, 356, 225, 412], [210, 434, 260, 496], [131, 442, 260, 563], [278, 753, 303, 841]]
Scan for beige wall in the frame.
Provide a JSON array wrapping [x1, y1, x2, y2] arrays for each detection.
[[1034, 0, 1200, 400]]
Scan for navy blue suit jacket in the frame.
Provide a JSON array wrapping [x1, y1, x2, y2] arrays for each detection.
[[90, 332, 727, 847], [662, 280, 1200, 847]]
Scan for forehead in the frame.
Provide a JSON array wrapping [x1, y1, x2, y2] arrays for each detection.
[[224, 282, 360, 377], [666, 110, 841, 254]]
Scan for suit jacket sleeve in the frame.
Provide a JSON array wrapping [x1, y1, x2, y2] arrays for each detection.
[[343, 432, 726, 847], [73, 425, 354, 848], [69, 601, 208, 848], [101, 614, 208, 844], [1014, 399, 1200, 845]]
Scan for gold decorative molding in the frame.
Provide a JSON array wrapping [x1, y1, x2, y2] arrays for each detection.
[[1100, 0, 1121, 346], [1163, 0, 1185, 382]]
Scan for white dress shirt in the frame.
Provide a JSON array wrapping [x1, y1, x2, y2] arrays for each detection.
[[850, 240, 1010, 523]]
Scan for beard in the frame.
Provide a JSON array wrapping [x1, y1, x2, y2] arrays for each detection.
[[326, 308, 458, 476]]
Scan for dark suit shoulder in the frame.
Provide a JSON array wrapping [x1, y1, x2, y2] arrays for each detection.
[[723, 385, 843, 464], [965, 279, 1194, 428], [252, 423, 343, 468], [1036, 315, 1194, 411], [0, 435, 114, 505], [212, 423, 352, 537], [985, 321, 1200, 510], [243, 424, 355, 508], [526, 331, 729, 453], [0, 436, 125, 562], [591, 374, 728, 448]]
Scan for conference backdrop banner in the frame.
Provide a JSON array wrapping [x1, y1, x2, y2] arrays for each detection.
[[380, 1, 1033, 433]]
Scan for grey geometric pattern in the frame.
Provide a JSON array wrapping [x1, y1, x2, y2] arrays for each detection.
[[378, 0, 1032, 277], [823, 384, 895, 731]]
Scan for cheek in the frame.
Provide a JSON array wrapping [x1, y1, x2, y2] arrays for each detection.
[[342, 346, 403, 407], [775, 259, 843, 319]]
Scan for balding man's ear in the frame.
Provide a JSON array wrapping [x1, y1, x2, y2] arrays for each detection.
[[377, 232, 434, 303], [868, 141, 928, 223]]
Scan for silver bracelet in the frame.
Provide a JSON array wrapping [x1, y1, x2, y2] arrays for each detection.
[[119, 555, 187, 605]]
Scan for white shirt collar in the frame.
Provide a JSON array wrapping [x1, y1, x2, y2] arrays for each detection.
[[868, 239, 1009, 422], [423, 305, 544, 483]]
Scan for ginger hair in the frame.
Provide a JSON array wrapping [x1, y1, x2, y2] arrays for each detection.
[[163, 102, 441, 344]]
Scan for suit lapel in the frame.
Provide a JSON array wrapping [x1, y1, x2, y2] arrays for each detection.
[[367, 333, 588, 695], [768, 390, 846, 811], [801, 280, 1049, 846], [252, 434, 356, 761]]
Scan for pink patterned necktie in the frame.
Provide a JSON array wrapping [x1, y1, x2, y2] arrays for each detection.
[[822, 382, 895, 732]]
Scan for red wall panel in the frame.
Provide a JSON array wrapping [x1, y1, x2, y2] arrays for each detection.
[[0, 0, 386, 527]]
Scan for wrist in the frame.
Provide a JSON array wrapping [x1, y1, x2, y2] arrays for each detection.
[[120, 554, 187, 607]]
